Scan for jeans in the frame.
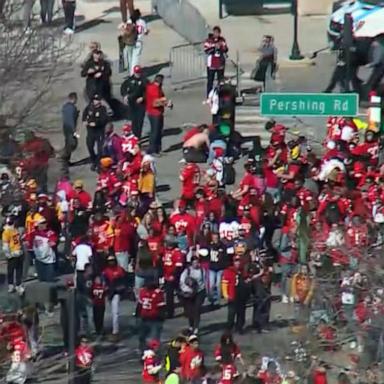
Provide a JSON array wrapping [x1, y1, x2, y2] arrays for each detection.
[[280, 263, 293, 297], [131, 42, 143, 75], [207, 68, 225, 97], [208, 140, 227, 164], [208, 270, 223, 304], [40, 0, 54, 24], [130, 102, 146, 139], [115, 251, 129, 272], [138, 318, 163, 351], [147, 114, 164, 154], [7, 257, 23, 287], [86, 127, 104, 166], [252, 293, 271, 331], [294, 303, 310, 324], [63, 1, 76, 30], [123, 45, 135, 75], [135, 275, 146, 297], [119, 0, 134, 22], [23, 0, 35, 27], [164, 280, 177, 318], [35, 260, 55, 282], [77, 293, 93, 334], [93, 304, 105, 334], [227, 298, 247, 331], [110, 294, 120, 334], [183, 290, 206, 330]]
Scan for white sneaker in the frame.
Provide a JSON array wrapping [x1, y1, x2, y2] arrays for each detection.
[[193, 328, 199, 335], [16, 286, 25, 295], [350, 341, 357, 349], [64, 27, 74, 35], [8, 285, 15, 293], [281, 295, 289, 304], [289, 296, 295, 303], [357, 344, 363, 353]]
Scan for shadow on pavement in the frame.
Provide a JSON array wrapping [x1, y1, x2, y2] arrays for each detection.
[[142, 62, 170, 78], [69, 157, 91, 167], [163, 142, 183, 153], [75, 19, 112, 34], [141, 127, 182, 143], [156, 184, 171, 193]]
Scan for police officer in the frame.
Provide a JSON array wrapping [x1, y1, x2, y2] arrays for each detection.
[[82, 94, 110, 171], [121, 65, 147, 139]]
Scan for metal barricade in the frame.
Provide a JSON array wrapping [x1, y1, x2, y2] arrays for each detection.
[[169, 42, 206, 86]]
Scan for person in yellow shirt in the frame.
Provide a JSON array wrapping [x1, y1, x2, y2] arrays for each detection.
[[2, 216, 24, 294], [138, 155, 156, 213]]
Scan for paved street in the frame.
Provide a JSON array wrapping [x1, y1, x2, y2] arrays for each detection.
[[0, 1, 364, 382]]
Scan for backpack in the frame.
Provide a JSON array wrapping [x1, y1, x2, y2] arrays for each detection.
[[121, 22, 137, 46], [324, 201, 341, 225], [223, 162, 235, 185]]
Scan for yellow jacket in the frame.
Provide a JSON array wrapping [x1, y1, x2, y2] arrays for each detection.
[[2, 225, 23, 257]]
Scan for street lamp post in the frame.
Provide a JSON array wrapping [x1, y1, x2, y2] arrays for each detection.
[[289, 0, 304, 60], [343, 13, 353, 93], [67, 286, 76, 384]]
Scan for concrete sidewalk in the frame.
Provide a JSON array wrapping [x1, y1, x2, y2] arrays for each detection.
[[189, 0, 329, 70]]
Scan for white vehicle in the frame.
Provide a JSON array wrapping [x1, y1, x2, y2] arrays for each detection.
[[328, 0, 384, 60]]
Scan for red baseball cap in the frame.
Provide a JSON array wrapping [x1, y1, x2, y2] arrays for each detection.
[[133, 65, 142, 74]]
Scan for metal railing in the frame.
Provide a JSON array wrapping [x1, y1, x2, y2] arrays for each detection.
[[169, 42, 206, 86], [169, 41, 243, 90]]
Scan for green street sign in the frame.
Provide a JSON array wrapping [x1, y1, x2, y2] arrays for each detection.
[[260, 93, 359, 116]]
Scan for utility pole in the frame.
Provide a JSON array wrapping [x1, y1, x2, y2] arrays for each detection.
[[343, 13, 354, 93], [289, 0, 303, 60], [67, 286, 76, 384]]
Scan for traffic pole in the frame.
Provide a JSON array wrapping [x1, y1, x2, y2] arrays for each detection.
[[219, 0, 223, 19], [289, 0, 304, 60], [343, 13, 353, 92], [68, 286, 76, 384]]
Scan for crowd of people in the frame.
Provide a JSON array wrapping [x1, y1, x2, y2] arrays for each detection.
[[2, 8, 384, 384]]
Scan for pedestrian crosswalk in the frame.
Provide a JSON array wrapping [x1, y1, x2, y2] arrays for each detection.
[[235, 72, 294, 146]]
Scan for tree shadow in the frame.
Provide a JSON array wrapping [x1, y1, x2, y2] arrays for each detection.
[[75, 19, 112, 34], [142, 62, 170, 77], [162, 142, 183, 153], [199, 321, 229, 337], [141, 127, 182, 143]]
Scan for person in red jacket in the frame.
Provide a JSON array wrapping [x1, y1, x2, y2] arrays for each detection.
[[74, 335, 94, 384], [142, 339, 162, 384], [221, 257, 250, 334], [6, 332, 31, 384], [169, 201, 196, 244], [180, 162, 201, 205], [113, 212, 136, 272], [97, 157, 122, 199], [180, 335, 205, 382], [218, 358, 239, 384], [89, 211, 114, 273], [102, 255, 126, 340], [146, 74, 171, 155], [91, 275, 107, 335], [137, 280, 166, 352], [162, 236, 184, 318], [70, 180, 92, 211], [214, 332, 244, 366], [204, 26, 228, 96]]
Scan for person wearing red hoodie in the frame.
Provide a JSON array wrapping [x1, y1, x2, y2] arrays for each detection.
[[180, 335, 205, 383], [142, 339, 162, 384], [102, 255, 126, 340], [113, 212, 136, 272], [311, 366, 328, 384], [221, 256, 250, 334], [74, 335, 94, 384], [180, 162, 201, 206], [170, 201, 196, 244], [162, 236, 184, 318]]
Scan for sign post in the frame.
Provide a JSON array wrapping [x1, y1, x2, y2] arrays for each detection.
[[260, 93, 359, 116]]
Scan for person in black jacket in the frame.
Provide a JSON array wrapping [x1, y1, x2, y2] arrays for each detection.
[[82, 95, 110, 171], [61, 92, 79, 175], [164, 336, 186, 377], [120, 65, 147, 139], [81, 50, 112, 102]]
